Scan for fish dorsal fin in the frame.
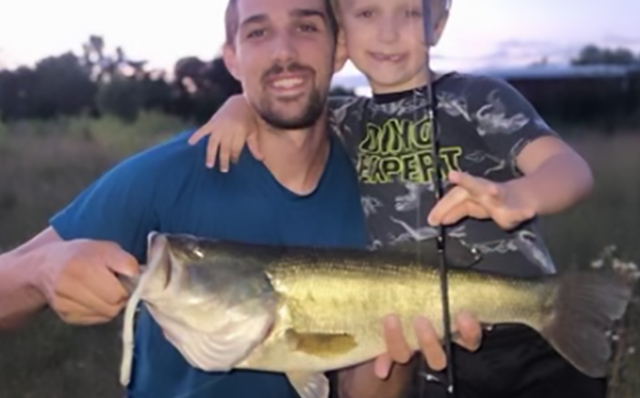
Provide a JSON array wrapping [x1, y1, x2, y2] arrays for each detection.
[[286, 372, 329, 398]]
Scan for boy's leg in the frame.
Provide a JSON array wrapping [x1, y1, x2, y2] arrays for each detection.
[[506, 326, 609, 398], [452, 324, 608, 398], [407, 323, 608, 398]]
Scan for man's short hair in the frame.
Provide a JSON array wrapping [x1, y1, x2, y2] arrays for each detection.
[[224, 0, 339, 46]]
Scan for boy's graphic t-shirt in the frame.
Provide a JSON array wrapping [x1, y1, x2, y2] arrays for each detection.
[[330, 72, 558, 277]]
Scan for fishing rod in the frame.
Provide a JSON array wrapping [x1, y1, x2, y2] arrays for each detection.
[[417, 0, 456, 396]]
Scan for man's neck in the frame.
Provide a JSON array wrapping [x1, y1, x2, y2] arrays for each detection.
[[255, 115, 331, 196]]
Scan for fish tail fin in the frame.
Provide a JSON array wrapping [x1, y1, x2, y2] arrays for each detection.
[[539, 271, 634, 378]]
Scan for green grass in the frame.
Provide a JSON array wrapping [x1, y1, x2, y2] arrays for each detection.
[[0, 113, 637, 397]]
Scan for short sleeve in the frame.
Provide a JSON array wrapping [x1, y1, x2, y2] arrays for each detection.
[[466, 75, 559, 174], [327, 95, 369, 159], [48, 136, 188, 262]]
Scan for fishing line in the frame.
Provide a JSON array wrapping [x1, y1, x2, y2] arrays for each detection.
[[414, 0, 456, 396]]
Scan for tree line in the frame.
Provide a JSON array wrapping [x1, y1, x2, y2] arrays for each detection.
[[0, 36, 638, 126], [0, 36, 248, 124]]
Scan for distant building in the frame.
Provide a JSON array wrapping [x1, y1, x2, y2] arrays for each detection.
[[331, 63, 640, 126], [479, 64, 639, 117], [332, 63, 638, 93]]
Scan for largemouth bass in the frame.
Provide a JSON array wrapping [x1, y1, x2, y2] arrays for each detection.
[[120, 232, 633, 398]]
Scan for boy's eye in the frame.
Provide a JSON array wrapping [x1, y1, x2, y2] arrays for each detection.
[[356, 10, 374, 18], [405, 9, 422, 18]]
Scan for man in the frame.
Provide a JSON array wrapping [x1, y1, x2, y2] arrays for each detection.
[[0, 0, 480, 396]]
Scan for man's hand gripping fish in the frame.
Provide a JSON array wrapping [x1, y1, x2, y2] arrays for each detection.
[[120, 232, 633, 398]]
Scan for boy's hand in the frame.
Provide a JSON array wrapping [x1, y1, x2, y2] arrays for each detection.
[[188, 95, 263, 171], [427, 170, 536, 230], [374, 312, 482, 378]]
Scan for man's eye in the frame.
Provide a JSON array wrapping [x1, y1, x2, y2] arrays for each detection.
[[247, 29, 266, 38], [357, 10, 374, 18], [299, 23, 318, 32]]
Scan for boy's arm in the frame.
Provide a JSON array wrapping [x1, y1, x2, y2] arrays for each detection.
[[189, 94, 366, 171], [428, 76, 593, 228], [509, 134, 593, 216], [189, 94, 263, 171]]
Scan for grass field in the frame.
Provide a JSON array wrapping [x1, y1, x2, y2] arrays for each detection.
[[0, 113, 638, 398]]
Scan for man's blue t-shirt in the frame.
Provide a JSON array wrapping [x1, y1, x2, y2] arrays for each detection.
[[50, 129, 367, 398]]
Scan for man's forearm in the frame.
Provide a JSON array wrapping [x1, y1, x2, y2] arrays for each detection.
[[509, 151, 594, 216], [0, 249, 48, 329]]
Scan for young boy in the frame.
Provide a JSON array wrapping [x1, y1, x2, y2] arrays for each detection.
[[189, 1, 598, 397]]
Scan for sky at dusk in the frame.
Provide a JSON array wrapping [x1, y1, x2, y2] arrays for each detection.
[[1, 0, 638, 76]]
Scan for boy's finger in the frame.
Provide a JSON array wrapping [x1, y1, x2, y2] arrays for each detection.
[[413, 316, 447, 371], [188, 128, 210, 145], [206, 136, 222, 169], [218, 136, 233, 172], [381, 314, 413, 364], [373, 353, 393, 379], [453, 312, 483, 351], [230, 133, 244, 164], [440, 203, 470, 225], [247, 134, 264, 161], [449, 171, 497, 200], [427, 186, 467, 225]]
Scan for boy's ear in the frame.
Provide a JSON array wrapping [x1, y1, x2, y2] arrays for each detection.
[[432, 9, 450, 46], [222, 43, 242, 81], [332, 30, 349, 72]]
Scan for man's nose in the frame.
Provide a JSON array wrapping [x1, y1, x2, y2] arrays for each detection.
[[270, 31, 298, 63]]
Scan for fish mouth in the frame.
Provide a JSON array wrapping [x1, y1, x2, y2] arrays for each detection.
[[146, 232, 175, 294]]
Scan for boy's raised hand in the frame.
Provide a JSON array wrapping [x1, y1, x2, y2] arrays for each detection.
[[188, 95, 263, 171], [427, 170, 536, 230]]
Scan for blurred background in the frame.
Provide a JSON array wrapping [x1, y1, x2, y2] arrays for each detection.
[[0, 0, 638, 397]]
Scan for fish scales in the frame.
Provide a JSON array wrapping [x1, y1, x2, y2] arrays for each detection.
[[253, 255, 554, 370], [118, 232, 634, 398]]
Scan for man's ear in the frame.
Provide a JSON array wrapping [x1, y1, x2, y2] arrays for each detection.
[[222, 43, 242, 81], [332, 30, 349, 72]]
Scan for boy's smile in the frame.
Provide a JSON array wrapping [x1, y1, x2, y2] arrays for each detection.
[[368, 52, 408, 63]]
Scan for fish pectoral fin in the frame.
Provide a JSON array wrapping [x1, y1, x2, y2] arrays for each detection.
[[286, 372, 329, 398], [285, 329, 357, 358]]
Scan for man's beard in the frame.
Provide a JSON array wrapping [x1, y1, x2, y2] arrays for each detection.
[[257, 89, 325, 130], [253, 62, 328, 130]]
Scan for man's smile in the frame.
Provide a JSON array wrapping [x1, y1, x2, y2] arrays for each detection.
[[265, 72, 311, 97]]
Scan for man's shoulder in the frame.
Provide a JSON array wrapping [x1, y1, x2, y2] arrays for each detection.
[[116, 129, 201, 171], [103, 128, 206, 186]]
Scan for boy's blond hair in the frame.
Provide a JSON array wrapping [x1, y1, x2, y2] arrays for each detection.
[[329, 0, 451, 44], [329, 0, 450, 14]]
